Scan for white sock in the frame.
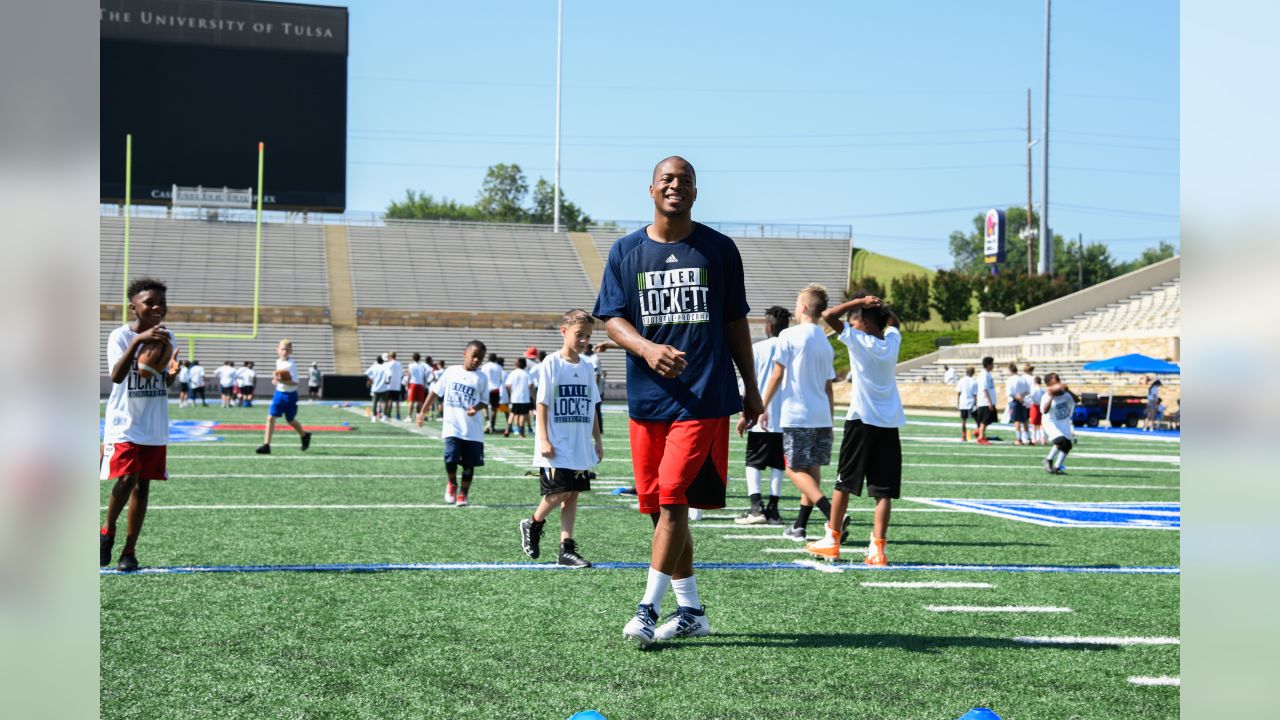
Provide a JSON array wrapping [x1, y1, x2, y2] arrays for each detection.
[[641, 568, 671, 612], [672, 575, 701, 609], [770, 469, 784, 497], [1046, 448, 1060, 464], [744, 467, 762, 497], [1056, 451, 1068, 469]]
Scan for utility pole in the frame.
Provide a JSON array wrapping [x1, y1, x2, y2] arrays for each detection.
[[1026, 88, 1035, 276], [1077, 233, 1084, 290], [1037, 0, 1052, 274], [552, 0, 563, 233]]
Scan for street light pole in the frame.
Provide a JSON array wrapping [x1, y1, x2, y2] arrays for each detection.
[[552, 0, 563, 233], [1038, 0, 1052, 274]]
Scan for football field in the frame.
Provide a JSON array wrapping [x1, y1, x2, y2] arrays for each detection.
[[100, 404, 1180, 720]]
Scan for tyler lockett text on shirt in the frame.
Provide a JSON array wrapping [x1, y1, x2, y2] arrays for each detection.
[[553, 383, 593, 424], [447, 382, 478, 409], [638, 267, 711, 327], [127, 369, 169, 398]]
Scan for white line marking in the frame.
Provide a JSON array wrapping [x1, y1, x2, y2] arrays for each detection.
[[792, 559, 844, 574], [723, 534, 796, 541], [904, 462, 1179, 473], [861, 581, 993, 589], [761, 548, 810, 554], [1128, 676, 1180, 686], [927, 605, 1071, 613], [909, 479, 1175, 490], [1013, 636, 1180, 646]]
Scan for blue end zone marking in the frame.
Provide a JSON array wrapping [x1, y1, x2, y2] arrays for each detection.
[[101, 419, 222, 443], [914, 499, 1180, 530], [101, 561, 1180, 576]]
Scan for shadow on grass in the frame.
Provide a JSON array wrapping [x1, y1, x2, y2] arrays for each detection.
[[647, 633, 1120, 654]]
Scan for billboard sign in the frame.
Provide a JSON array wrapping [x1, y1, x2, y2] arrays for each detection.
[[983, 208, 1006, 265]]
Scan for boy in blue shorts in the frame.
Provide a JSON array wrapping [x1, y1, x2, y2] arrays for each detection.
[[256, 339, 312, 454], [419, 340, 489, 506]]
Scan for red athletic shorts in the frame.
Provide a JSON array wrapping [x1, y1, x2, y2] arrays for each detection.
[[628, 416, 729, 514], [1029, 404, 1043, 425], [407, 383, 427, 404], [100, 442, 168, 481]]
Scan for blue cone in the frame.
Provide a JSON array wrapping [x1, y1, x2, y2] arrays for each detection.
[[567, 712, 607, 720], [958, 709, 1002, 720]]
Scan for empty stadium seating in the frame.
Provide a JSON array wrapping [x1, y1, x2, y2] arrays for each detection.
[[100, 216, 329, 307], [1027, 279, 1179, 337]]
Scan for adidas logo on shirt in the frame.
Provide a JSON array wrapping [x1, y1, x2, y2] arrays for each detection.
[[665, 254, 679, 263]]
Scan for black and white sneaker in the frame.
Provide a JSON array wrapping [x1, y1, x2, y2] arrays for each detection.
[[557, 539, 591, 568], [840, 514, 853, 545], [782, 525, 807, 542], [117, 554, 139, 573], [1043, 458, 1055, 474], [622, 603, 658, 648], [734, 510, 767, 525], [764, 505, 784, 525], [301, 432, 312, 451], [255, 444, 271, 454], [654, 605, 711, 641], [519, 518, 544, 559]]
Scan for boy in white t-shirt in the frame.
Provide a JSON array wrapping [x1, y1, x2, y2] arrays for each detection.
[[188, 359, 207, 407], [1040, 373, 1079, 474], [735, 305, 791, 525], [812, 292, 905, 565], [418, 340, 489, 506], [406, 352, 429, 417], [974, 356, 998, 445], [480, 353, 504, 434], [504, 358, 534, 438], [176, 360, 190, 408], [217, 361, 237, 407], [1027, 375, 1047, 445], [384, 351, 403, 420], [752, 284, 840, 543], [365, 355, 391, 422], [519, 310, 604, 568], [101, 278, 178, 572], [237, 361, 257, 408], [1005, 362, 1031, 445], [956, 366, 977, 441], [255, 339, 312, 454]]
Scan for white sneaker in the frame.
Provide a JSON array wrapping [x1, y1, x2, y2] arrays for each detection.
[[654, 606, 711, 641], [444, 484, 457, 504], [623, 604, 658, 648], [734, 510, 767, 525], [689, 508, 703, 521]]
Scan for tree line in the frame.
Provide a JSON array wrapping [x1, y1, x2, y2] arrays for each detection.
[[386, 163, 594, 231], [853, 206, 1177, 331]]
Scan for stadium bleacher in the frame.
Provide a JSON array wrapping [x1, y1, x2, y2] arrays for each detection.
[[100, 216, 329, 307], [1026, 279, 1180, 337]]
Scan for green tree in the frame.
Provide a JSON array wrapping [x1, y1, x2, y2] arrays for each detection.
[[889, 273, 931, 331], [1059, 240, 1118, 290], [476, 163, 530, 222], [977, 271, 1020, 315], [930, 269, 974, 330], [385, 190, 483, 221], [1022, 273, 1074, 308], [848, 275, 886, 300], [530, 178, 594, 231], [1115, 241, 1178, 275]]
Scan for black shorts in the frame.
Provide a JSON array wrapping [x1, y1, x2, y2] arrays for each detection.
[[539, 467, 593, 495], [489, 389, 501, 405], [221, 385, 233, 395], [836, 420, 902, 499], [178, 382, 190, 393], [443, 437, 484, 468], [974, 406, 996, 426], [1010, 403, 1030, 423], [511, 402, 533, 415], [958, 408, 971, 420], [744, 431, 785, 470]]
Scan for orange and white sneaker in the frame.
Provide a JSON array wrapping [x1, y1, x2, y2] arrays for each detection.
[[864, 537, 888, 566], [805, 524, 841, 560]]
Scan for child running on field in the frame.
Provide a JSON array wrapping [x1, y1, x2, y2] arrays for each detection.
[[518, 309, 604, 567], [1040, 372, 1079, 474], [418, 341, 489, 506], [734, 305, 792, 526], [255, 339, 312, 454], [101, 278, 178, 572], [809, 292, 905, 565]]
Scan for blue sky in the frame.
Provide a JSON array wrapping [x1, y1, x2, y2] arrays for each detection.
[[323, 0, 1177, 269]]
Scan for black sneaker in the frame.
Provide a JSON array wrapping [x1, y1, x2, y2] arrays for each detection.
[[519, 518, 544, 559], [100, 532, 114, 567], [255, 444, 271, 454], [301, 432, 312, 451], [764, 504, 784, 525], [558, 539, 592, 568], [782, 525, 807, 542], [117, 554, 139, 572], [840, 514, 853, 545]]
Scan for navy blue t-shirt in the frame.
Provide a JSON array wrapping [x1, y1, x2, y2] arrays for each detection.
[[592, 223, 750, 421]]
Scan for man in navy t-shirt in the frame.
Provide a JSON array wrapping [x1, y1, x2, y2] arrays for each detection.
[[594, 156, 764, 647]]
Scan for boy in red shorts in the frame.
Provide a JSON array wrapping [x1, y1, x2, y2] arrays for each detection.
[[594, 156, 763, 648], [100, 278, 177, 572]]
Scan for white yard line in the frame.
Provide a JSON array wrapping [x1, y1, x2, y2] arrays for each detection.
[[862, 581, 993, 589], [792, 559, 844, 574], [1014, 636, 1180, 646], [927, 605, 1071, 613], [1128, 676, 1180, 686]]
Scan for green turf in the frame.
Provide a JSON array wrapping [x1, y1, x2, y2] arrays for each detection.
[[101, 404, 1180, 719]]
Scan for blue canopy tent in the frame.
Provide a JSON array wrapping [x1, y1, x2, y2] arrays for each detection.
[[1082, 354, 1180, 427]]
